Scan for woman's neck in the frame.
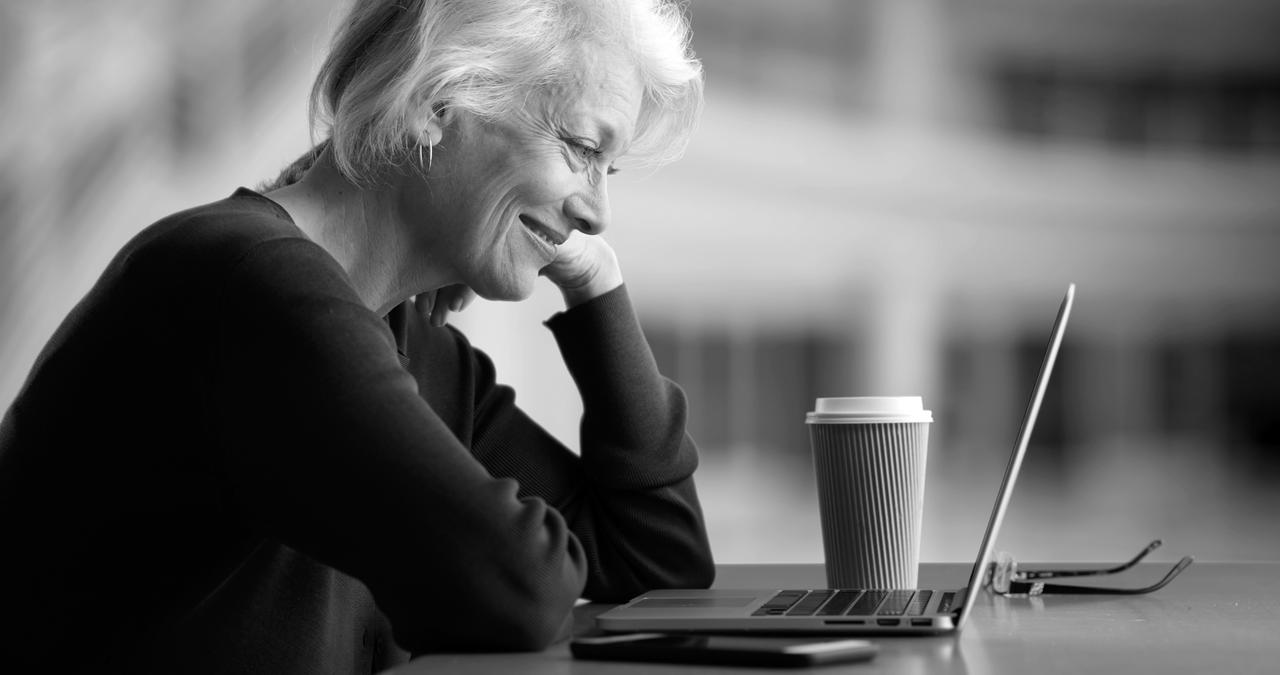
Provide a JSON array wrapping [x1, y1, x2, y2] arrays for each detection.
[[264, 152, 448, 316]]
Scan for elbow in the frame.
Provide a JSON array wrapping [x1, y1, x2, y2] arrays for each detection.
[[390, 553, 580, 654], [656, 545, 717, 592], [489, 597, 574, 652], [683, 547, 717, 589], [479, 517, 587, 651], [590, 545, 717, 603], [658, 514, 717, 591], [387, 498, 587, 653], [485, 562, 580, 651]]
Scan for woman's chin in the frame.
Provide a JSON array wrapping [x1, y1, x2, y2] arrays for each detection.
[[476, 273, 539, 303]]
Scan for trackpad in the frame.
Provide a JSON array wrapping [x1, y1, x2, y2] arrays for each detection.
[[631, 597, 757, 608]]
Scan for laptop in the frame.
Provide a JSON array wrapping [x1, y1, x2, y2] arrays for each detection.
[[597, 284, 1076, 636]]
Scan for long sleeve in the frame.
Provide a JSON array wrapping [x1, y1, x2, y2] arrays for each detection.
[[460, 286, 716, 602], [209, 237, 587, 653], [0, 189, 709, 672]]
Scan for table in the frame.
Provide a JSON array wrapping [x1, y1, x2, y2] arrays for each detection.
[[383, 561, 1280, 674]]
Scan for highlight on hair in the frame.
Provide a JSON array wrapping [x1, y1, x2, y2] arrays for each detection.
[[257, 139, 330, 192], [310, 0, 703, 185]]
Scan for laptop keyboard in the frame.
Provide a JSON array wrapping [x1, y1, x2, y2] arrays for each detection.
[[752, 589, 942, 617]]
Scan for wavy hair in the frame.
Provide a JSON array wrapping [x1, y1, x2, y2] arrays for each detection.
[[307, 0, 702, 186]]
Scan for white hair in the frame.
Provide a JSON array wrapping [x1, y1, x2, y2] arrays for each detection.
[[311, 0, 703, 185]]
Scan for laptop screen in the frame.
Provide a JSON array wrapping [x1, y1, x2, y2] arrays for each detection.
[[956, 284, 1074, 628]]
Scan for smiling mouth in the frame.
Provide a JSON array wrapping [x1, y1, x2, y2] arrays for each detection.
[[519, 215, 565, 249]]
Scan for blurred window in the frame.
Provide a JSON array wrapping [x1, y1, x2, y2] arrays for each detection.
[[986, 60, 1280, 155], [242, 6, 299, 107], [63, 122, 132, 221], [0, 174, 17, 328], [1223, 335, 1280, 463], [688, 0, 877, 113], [647, 323, 854, 460]]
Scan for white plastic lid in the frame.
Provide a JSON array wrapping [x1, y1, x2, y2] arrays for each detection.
[[805, 396, 933, 424]]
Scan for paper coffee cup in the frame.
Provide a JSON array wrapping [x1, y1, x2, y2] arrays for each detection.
[[807, 396, 931, 589]]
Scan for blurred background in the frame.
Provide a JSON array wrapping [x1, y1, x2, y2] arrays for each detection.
[[2, 0, 1278, 565]]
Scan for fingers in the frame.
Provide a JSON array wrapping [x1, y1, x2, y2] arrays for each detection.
[[541, 234, 623, 308], [415, 291, 436, 322], [420, 284, 476, 328], [447, 285, 477, 313], [539, 230, 593, 288]]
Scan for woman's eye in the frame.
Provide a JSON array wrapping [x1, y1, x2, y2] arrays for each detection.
[[563, 137, 617, 177], [563, 137, 598, 161], [572, 140, 599, 160]]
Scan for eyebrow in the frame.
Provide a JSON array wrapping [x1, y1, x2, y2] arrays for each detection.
[[593, 120, 619, 150], [584, 109, 632, 150], [599, 118, 638, 157], [563, 106, 633, 155]]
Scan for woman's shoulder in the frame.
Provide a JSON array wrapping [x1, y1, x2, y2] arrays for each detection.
[[124, 187, 307, 266], [115, 188, 349, 295]]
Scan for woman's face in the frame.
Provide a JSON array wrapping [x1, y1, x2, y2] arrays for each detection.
[[406, 50, 643, 301]]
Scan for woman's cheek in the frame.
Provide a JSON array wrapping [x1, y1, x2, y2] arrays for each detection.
[[529, 169, 579, 202]]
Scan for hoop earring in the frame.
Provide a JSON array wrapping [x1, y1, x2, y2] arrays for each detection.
[[418, 143, 433, 174]]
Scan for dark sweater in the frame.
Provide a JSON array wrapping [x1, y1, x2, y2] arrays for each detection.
[[0, 188, 714, 673]]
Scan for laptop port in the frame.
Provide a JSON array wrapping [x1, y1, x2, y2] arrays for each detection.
[[876, 619, 900, 627], [910, 619, 932, 627]]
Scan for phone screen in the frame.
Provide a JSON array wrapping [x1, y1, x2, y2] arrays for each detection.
[[571, 633, 878, 667]]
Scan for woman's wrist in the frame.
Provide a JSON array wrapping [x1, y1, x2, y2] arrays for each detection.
[[546, 235, 624, 309], [558, 266, 624, 309]]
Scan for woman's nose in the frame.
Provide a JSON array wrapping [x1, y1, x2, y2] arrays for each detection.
[[563, 180, 610, 235]]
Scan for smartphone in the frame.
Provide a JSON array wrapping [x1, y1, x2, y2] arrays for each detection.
[[570, 633, 878, 668]]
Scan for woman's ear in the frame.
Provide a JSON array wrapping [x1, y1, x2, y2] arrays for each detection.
[[420, 114, 443, 147], [417, 102, 451, 147]]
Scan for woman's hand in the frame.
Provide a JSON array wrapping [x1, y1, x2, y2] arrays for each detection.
[[417, 283, 476, 328], [415, 233, 621, 323], [541, 231, 624, 309]]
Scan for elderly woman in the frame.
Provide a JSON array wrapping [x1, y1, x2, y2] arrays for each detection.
[[0, 0, 713, 671]]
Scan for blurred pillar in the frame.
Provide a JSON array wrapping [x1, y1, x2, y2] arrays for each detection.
[[726, 321, 757, 454], [171, 0, 246, 155], [1068, 333, 1155, 444], [859, 281, 943, 404], [1180, 339, 1227, 441], [871, 0, 954, 132], [1115, 337, 1160, 439], [963, 332, 1021, 464]]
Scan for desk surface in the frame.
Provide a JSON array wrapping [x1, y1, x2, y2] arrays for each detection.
[[384, 561, 1280, 675]]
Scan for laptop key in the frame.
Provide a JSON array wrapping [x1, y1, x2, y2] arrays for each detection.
[[876, 590, 916, 616], [786, 590, 835, 616], [937, 592, 956, 614], [845, 590, 889, 615], [751, 590, 808, 616], [817, 590, 862, 616], [906, 590, 933, 616]]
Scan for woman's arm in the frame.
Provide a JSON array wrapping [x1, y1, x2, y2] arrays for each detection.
[[210, 238, 587, 652], [463, 285, 716, 602]]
